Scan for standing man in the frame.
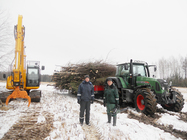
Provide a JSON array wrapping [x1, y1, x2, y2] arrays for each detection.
[[77, 75, 94, 126], [104, 78, 119, 126]]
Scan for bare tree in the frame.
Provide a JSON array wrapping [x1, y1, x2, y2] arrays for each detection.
[[158, 58, 164, 79], [0, 10, 14, 71], [158, 56, 187, 86], [182, 55, 187, 79], [158, 56, 184, 79], [158, 57, 168, 79]]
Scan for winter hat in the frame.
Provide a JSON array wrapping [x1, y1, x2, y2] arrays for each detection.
[[107, 78, 112, 81], [84, 75, 90, 79]]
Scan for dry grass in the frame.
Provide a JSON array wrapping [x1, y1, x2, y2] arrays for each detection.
[[0, 106, 9, 111]]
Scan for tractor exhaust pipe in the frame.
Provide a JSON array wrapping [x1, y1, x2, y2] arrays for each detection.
[[129, 59, 134, 88]]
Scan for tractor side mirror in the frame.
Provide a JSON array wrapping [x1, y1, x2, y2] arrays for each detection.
[[41, 66, 45, 70], [154, 66, 157, 72], [3, 74, 6, 79], [124, 64, 128, 70]]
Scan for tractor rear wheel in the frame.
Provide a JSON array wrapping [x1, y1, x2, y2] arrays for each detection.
[[134, 88, 157, 116], [161, 90, 184, 112]]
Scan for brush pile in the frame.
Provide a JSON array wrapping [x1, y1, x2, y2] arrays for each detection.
[[52, 61, 116, 94]]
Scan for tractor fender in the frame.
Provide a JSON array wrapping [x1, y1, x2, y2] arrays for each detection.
[[133, 85, 151, 93], [106, 77, 122, 88]]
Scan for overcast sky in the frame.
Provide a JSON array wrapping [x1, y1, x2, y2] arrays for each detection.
[[0, 0, 187, 74]]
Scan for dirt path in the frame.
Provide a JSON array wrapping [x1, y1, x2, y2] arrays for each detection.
[[81, 122, 101, 140], [1, 103, 54, 140]]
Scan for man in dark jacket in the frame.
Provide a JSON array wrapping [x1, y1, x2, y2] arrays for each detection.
[[104, 78, 119, 126], [77, 75, 94, 126]]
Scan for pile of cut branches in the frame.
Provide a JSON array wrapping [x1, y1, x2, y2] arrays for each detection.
[[52, 61, 116, 94]]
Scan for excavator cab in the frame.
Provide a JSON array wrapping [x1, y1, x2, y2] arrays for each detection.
[[26, 61, 41, 87], [24, 61, 45, 103]]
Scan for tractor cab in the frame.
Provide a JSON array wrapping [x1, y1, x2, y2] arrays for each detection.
[[116, 60, 157, 89], [116, 60, 156, 77]]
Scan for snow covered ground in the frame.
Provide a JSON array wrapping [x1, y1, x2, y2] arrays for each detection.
[[0, 81, 187, 140]]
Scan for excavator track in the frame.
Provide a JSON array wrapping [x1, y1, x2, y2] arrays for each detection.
[[29, 90, 41, 102], [0, 91, 13, 103], [0, 90, 41, 105]]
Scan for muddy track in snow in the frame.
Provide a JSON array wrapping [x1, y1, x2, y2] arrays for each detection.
[[156, 107, 187, 123], [1, 108, 54, 140], [122, 107, 187, 139], [122, 109, 187, 139]]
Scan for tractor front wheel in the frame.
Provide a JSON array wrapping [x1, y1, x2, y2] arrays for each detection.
[[134, 88, 157, 116], [161, 90, 184, 112]]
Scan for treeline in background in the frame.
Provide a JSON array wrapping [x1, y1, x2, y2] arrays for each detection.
[[158, 56, 187, 87]]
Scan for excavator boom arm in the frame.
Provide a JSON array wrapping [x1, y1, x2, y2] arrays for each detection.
[[6, 15, 31, 107]]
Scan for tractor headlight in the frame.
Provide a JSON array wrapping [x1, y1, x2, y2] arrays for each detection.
[[162, 87, 165, 90]]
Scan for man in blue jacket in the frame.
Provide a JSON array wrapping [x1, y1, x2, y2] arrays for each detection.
[[77, 75, 94, 126]]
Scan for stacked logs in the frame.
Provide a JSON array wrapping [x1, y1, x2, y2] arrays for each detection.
[[52, 61, 116, 94]]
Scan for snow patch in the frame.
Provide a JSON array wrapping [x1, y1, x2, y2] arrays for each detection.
[[157, 113, 187, 131], [37, 115, 46, 123]]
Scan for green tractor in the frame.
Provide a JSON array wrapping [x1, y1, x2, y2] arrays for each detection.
[[107, 59, 184, 116]]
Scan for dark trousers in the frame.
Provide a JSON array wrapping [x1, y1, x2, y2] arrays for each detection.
[[80, 100, 90, 124]]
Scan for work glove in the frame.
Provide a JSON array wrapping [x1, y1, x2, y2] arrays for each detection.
[[117, 105, 120, 109], [115, 102, 118, 108], [77, 99, 81, 104], [90, 99, 94, 104], [91, 97, 94, 104], [103, 100, 106, 107]]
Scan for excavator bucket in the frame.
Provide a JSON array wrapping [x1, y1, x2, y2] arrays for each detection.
[[6, 86, 31, 107]]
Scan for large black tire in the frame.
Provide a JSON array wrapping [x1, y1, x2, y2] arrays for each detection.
[[134, 88, 157, 116], [161, 90, 184, 112], [29, 90, 41, 102]]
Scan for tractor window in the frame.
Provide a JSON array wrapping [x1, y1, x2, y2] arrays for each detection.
[[121, 64, 130, 76], [116, 66, 122, 76], [133, 64, 147, 77]]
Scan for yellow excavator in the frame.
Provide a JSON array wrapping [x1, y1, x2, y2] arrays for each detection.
[[0, 15, 44, 107]]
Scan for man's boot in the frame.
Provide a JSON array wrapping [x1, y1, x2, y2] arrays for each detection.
[[113, 116, 117, 126], [80, 118, 84, 126], [107, 114, 111, 123]]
